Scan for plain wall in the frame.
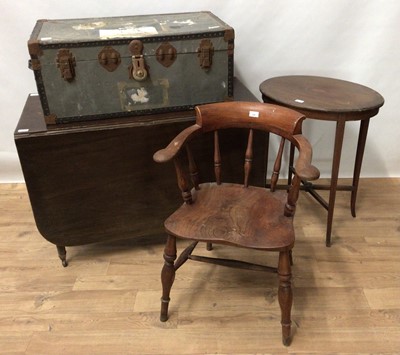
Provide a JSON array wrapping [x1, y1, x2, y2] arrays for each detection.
[[1, 0, 399, 182]]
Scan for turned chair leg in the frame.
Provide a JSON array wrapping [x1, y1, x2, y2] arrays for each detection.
[[160, 235, 177, 322], [278, 250, 293, 346]]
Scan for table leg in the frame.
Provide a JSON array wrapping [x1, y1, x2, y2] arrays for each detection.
[[326, 119, 346, 247], [351, 118, 370, 217], [56, 245, 68, 267]]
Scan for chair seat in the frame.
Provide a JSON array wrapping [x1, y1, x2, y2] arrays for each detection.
[[165, 183, 295, 251]]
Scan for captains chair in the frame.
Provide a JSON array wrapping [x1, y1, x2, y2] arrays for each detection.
[[153, 101, 319, 345]]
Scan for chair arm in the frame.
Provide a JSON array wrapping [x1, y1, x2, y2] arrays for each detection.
[[292, 135, 320, 181], [153, 124, 202, 163]]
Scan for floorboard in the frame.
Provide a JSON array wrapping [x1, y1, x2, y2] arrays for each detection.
[[0, 179, 399, 354]]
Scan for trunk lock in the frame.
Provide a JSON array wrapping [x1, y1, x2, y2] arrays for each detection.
[[128, 40, 148, 81]]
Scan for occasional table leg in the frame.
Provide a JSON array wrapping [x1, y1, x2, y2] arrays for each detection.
[[351, 118, 370, 217], [326, 120, 346, 247], [56, 245, 68, 267]]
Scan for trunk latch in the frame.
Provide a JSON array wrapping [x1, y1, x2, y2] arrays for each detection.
[[56, 49, 76, 81], [156, 42, 177, 67], [98, 46, 121, 72], [197, 39, 214, 70]]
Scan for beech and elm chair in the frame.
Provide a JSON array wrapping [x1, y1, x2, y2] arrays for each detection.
[[153, 101, 319, 345]]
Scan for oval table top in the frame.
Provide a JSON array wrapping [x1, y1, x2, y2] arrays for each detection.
[[260, 75, 384, 121]]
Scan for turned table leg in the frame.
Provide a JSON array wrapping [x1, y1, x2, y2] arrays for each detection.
[[56, 245, 68, 267]]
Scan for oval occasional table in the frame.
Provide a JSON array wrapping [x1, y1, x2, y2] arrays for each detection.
[[260, 75, 384, 246]]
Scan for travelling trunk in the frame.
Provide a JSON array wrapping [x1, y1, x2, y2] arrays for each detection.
[[28, 11, 234, 124]]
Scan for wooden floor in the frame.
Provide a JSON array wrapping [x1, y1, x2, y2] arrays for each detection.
[[0, 179, 399, 354]]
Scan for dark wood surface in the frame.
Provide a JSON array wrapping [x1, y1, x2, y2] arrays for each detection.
[[155, 101, 319, 345], [259, 75, 384, 121], [14, 79, 263, 254]]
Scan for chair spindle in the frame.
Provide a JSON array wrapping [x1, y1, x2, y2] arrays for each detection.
[[244, 129, 254, 188], [214, 131, 222, 185], [270, 137, 286, 192], [284, 174, 301, 217], [173, 155, 192, 204], [186, 144, 200, 190]]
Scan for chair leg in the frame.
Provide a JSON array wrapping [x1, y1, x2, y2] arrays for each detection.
[[278, 250, 293, 346], [160, 235, 177, 322]]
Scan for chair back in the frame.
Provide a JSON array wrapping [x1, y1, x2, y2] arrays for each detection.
[[154, 101, 319, 217]]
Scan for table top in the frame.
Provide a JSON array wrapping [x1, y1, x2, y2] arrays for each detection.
[[260, 75, 384, 121]]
